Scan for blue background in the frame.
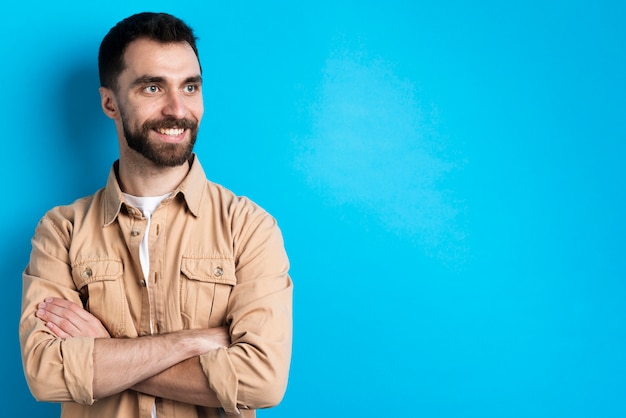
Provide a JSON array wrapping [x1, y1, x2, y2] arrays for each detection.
[[2, 1, 625, 417]]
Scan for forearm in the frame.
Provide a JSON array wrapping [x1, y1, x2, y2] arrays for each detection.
[[93, 329, 223, 399], [131, 357, 221, 407]]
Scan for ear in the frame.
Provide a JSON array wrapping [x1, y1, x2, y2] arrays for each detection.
[[99, 87, 119, 120]]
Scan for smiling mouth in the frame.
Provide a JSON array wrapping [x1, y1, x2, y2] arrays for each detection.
[[157, 127, 185, 136]]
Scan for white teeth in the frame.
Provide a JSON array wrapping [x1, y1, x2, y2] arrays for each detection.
[[158, 128, 184, 136]]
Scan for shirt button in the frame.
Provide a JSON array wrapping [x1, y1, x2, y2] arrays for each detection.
[[81, 267, 93, 279], [140, 280, 146, 287], [131, 229, 141, 237], [213, 267, 224, 277]]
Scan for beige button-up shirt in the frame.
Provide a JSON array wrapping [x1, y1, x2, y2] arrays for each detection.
[[20, 155, 292, 418]]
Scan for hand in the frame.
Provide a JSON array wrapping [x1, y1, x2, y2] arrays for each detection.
[[36, 297, 111, 339]]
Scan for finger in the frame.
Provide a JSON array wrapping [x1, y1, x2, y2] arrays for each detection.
[[37, 306, 82, 336], [39, 298, 92, 325], [43, 297, 84, 315], [45, 321, 71, 340], [38, 298, 111, 339], [44, 298, 100, 323], [38, 301, 82, 328]]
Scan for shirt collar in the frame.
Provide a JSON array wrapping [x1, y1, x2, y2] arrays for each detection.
[[102, 154, 206, 226]]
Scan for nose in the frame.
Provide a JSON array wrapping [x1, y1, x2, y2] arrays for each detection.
[[162, 90, 188, 119]]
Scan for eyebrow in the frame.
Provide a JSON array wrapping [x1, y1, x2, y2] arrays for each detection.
[[130, 74, 203, 88]]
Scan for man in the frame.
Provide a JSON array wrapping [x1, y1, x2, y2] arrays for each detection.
[[19, 12, 292, 418]]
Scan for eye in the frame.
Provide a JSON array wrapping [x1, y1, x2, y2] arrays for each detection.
[[143, 85, 160, 94], [184, 84, 199, 93]]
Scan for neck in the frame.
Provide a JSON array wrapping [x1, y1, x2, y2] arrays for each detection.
[[117, 155, 191, 197]]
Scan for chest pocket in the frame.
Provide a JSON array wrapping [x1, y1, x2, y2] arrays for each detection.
[[180, 257, 236, 329], [72, 259, 128, 337]]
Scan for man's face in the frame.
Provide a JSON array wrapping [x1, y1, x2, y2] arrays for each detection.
[[113, 38, 204, 167]]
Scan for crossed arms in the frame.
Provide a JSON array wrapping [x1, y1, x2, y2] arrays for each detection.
[[36, 297, 228, 406], [20, 204, 292, 412]]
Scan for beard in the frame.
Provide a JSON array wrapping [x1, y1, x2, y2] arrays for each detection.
[[122, 113, 198, 167]]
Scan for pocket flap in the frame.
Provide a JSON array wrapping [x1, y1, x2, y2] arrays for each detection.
[[181, 257, 236, 286], [72, 259, 124, 289]]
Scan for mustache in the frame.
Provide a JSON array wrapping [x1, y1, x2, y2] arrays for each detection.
[[143, 117, 198, 131]]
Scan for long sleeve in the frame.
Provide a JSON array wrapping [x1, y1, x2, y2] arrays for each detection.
[[199, 211, 293, 415], [20, 212, 96, 405]]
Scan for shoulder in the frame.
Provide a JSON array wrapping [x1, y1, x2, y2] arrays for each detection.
[[36, 189, 104, 240], [202, 180, 282, 245], [204, 180, 271, 221]]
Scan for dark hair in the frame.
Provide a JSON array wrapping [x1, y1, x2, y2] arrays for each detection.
[[98, 12, 200, 90]]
